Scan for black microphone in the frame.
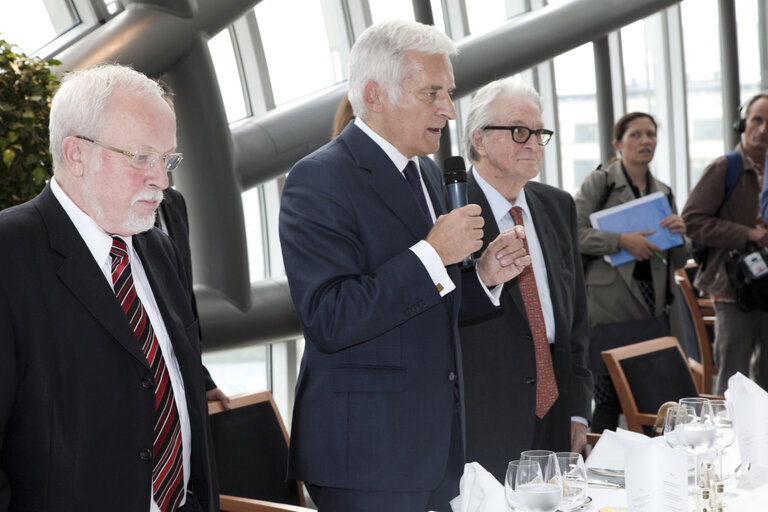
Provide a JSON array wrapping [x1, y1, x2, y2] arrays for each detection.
[[443, 156, 474, 268]]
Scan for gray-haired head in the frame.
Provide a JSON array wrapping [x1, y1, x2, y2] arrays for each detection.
[[347, 19, 457, 120], [464, 79, 543, 162], [49, 64, 166, 173]]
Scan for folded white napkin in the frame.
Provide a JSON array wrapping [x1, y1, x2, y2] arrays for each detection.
[[450, 462, 506, 512], [725, 371, 768, 487], [585, 427, 650, 471]]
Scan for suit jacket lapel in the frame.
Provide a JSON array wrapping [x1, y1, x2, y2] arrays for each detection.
[[134, 234, 192, 372], [342, 124, 432, 240], [526, 186, 565, 337], [36, 186, 149, 368]]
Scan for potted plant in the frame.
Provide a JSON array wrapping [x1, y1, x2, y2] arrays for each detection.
[[0, 36, 60, 210]]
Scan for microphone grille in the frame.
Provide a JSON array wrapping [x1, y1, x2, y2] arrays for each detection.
[[443, 156, 466, 172]]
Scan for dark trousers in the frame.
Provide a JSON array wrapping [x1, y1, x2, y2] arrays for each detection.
[[308, 396, 463, 512]]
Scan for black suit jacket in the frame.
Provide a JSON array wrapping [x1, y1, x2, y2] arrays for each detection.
[[279, 123, 492, 492], [459, 172, 592, 482], [159, 187, 217, 392], [0, 185, 218, 512]]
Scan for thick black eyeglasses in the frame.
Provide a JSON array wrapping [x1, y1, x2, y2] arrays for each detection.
[[76, 135, 183, 171], [483, 125, 554, 146]]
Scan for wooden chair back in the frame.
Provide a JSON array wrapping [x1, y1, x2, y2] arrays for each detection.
[[208, 391, 311, 512], [675, 268, 717, 394], [601, 336, 700, 434]]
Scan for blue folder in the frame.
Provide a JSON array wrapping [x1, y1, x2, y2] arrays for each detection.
[[589, 191, 683, 267]]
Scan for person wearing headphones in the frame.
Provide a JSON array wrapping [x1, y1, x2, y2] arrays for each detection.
[[683, 92, 768, 394]]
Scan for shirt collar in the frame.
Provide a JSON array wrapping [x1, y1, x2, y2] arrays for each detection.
[[471, 166, 531, 223], [354, 117, 419, 173], [50, 176, 134, 268]]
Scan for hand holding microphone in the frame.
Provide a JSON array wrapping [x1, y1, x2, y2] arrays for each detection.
[[426, 156, 483, 266]]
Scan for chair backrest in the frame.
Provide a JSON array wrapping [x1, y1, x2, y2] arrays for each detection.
[[601, 336, 700, 434], [675, 267, 717, 394], [208, 391, 304, 508]]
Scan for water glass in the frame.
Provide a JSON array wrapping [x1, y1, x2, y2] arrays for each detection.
[[505, 460, 525, 511], [709, 399, 735, 479], [517, 451, 563, 512], [555, 452, 587, 511]]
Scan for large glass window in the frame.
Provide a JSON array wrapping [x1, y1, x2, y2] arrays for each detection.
[[254, 0, 337, 106], [735, 0, 761, 102], [368, 0, 414, 23], [0, 0, 78, 54], [554, 43, 598, 192], [208, 29, 248, 123], [465, 0, 509, 35], [681, 0, 722, 184], [202, 345, 269, 396]]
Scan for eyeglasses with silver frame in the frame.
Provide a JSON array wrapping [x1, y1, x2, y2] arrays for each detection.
[[75, 135, 183, 171], [483, 125, 554, 146]]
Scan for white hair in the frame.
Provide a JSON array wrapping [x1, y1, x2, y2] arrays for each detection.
[[463, 79, 543, 162], [347, 19, 457, 119], [49, 64, 164, 172]]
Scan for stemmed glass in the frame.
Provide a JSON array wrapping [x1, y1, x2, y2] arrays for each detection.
[[505, 460, 526, 511], [517, 451, 564, 512], [555, 452, 588, 511], [668, 398, 717, 488], [709, 399, 736, 480]]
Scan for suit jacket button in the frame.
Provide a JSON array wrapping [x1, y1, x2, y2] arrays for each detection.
[[141, 377, 153, 389], [526, 378, 536, 385], [448, 371, 457, 382], [139, 448, 152, 461]]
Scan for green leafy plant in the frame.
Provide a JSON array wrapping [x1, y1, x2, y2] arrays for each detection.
[[0, 36, 60, 210]]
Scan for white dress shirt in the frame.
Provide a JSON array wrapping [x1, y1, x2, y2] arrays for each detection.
[[354, 118, 501, 305], [50, 177, 191, 511], [472, 168, 555, 342]]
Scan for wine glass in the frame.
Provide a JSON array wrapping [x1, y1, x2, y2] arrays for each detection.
[[555, 452, 588, 511], [505, 460, 525, 511], [709, 399, 736, 480], [674, 398, 716, 488], [517, 451, 564, 512], [663, 405, 681, 449]]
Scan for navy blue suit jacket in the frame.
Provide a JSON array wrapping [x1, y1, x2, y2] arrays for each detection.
[[279, 123, 489, 492]]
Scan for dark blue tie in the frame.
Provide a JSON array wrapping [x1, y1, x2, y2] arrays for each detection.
[[403, 161, 433, 225]]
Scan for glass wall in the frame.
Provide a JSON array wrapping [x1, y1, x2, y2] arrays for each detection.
[[5, 0, 768, 416]]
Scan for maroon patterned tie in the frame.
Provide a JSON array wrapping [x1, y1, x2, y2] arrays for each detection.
[[110, 237, 184, 511], [509, 207, 559, 418]]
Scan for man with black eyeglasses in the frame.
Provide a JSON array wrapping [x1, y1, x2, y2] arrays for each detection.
[[458, 79, 592, 483]]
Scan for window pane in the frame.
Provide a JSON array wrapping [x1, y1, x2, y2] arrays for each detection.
[[255, 0, 337, 106], [202, 345, 269, 395], [368, 0, 414, 23], [622, 20, 656, 114], [0, 0, 77, 54], [465, 0, 508, 35], [242, 187, 265, 282], [681, 0, 722, 183], [554, 44, 598, 192], [736, 0, 760, 99], [208, 29, 248, 123]]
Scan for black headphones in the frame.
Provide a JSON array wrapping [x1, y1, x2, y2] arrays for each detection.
[[733, 92, 768, 133]]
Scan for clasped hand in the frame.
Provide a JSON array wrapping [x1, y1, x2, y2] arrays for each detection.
[[619, 214, 685, 261], [426, 204, 531, 287]]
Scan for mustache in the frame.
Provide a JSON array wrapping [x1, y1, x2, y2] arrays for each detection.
[[131, 191, 165, 204]]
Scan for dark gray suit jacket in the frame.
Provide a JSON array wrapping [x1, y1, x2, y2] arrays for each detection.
[[459, 172, 592, 482]]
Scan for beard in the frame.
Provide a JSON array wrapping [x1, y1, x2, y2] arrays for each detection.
[[82, 177, 163, 235]]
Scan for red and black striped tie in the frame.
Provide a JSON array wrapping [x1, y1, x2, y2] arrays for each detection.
[[110, 237, 184, 512]]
